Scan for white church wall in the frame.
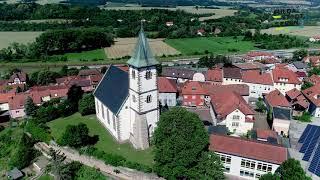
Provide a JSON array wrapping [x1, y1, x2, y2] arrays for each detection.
[[118, 98, 131, 141], [139, 67, 158, 92], [145, 110, 158, 135], [140, 90, 158, 112]]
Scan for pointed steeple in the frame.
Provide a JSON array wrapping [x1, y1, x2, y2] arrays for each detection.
[[127, 23, 159, 68]]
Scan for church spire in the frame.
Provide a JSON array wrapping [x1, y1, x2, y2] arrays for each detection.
[[127, 22, 159, 68]]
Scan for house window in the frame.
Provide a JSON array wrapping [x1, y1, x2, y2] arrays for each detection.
[[192, 95, 196, 99], [257, 162, 272, 172], [146, 95, 152, 103], [232, 122, 239, 127], [224, 166, 230, 173], [184, 95, 188, 99], [219, 154, 232, 164], [106, 109, 110, 124], [132, 69, 136, 79], [233, 115, 240, 120], [113, 115, 116, 131], [241, 159, 256, 170], [145, 70, 152, 80], [132, 95, 136, 102], [101, 104, 104, 119]]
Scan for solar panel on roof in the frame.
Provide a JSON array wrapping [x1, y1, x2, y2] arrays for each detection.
[[299, 124, 312, 143], [300, 126, 318, 153], [303, 128, 320, 161], [308, 143, 320, 177]]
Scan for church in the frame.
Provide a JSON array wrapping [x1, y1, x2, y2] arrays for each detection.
[[93, 26, 159, 150]]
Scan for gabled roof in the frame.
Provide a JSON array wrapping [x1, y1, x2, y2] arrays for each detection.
[[302, 84, 320, 107], [234, 62, 265, 70], [265, 89, 290, 108], [202, 83, 249, 96], [209, 134, 287, 165], [78, 69, 101, 77], [293, 61, 308, 69], [256, 129, 278, 140], [181, 81, 207, 95], [246, 51, 273, 57], [242, 70, 273, 85], [127, 27, 159, 68], [157, 77, 177, 93], [94, 66, 129, 115], [307, 75, 320, 85], [210, 91, 254, 120], [286, 88, 301, 100], [0, 92, 15, 104], [272, 67, 301, 84], [8, 72, 27, 83], [223, 66, 242, 79], [205, 68, 223, 82], [8, 93, 27, 110], [162, 67, 196, 79]]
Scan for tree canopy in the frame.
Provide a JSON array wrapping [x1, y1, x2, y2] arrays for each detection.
[[153, 107, 224, 179], [78, 93, 95, 116], [275, 158, 311, 180]]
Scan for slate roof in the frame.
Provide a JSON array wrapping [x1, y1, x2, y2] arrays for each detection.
[[127, 27, 159, 68], [293, 61, 308, 69], [223, 66, 242, 79], [162, 67, 196, 79], [7, 167, 23, 180], [94, 66, 129, 115], [273, 106, 291, 121], [209, 134, 287, 165]]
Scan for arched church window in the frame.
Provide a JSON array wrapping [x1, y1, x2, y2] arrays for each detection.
[[145, 70, 152, 80], [132, 95, 136, 102], [146, 95, 152, 103], [132, 69, 136, 79]]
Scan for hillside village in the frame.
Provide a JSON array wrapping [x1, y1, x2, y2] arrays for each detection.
[[0, 26, 320, 179]]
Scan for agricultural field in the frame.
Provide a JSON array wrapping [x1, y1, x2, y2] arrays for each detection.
[[62, 49, 107, 61], [105, 38, 180, 59], [165, 36, 257, 55], [102, 6, 237, 21], [0, 31, 42, 49], [47, 113, 154, 166], [260, 26, 320, 37]]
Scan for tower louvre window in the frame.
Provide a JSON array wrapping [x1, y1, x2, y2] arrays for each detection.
[[145, 70, 152, 79], [132, 69, 136, 79], [146, 95, 152, 103]]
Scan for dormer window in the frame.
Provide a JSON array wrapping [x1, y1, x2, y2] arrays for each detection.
[[192, 87, 196, 91], [132, 70, 136, 79], [146, 70, 152, 80]]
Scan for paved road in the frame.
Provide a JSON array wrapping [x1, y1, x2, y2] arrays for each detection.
[[35, 142, 162, 180]]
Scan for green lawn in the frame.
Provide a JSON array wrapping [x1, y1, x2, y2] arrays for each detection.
[[38, 174, 54, 180], [47, 113, 154, 166], [165, 36, 257, 55], [63, 49, 107, 61]]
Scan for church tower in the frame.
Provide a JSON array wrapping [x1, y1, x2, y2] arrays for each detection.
[[127, 25, 159, 150]]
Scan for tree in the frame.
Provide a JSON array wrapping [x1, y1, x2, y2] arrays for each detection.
[[48, 148, 67, 180], [67, 85, 84, 111], [58, 123, 91, 148], [260, 173, 280, 180], [25, 96, 37, 117], [302, 81, 313, 90], [16, 86, 22, 93], [76, 166, 106, 180], [191, 152, 225, 179], [275, 158, 311, 180], [153, 107, 224, 179], [79, 93, 95, 116], [256, 97, 267, 113], [292, 49, 308, 61]]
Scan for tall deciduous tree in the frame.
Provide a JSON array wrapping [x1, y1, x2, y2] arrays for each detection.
[[293, 49, 308, 61], [25, 96, 37, 117], [275, 158, 311, 180], [67, 85, 84, 111], [58, 123, 91, 148], [79, 93, 95, 116], [153, 107, 224, 179]]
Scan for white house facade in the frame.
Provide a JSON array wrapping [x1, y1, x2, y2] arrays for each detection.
[[220, 109, 254, 135], [159, 93, 176, 106]]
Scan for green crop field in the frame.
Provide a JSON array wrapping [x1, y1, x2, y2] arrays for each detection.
[[165, 36, 257, 55], [0, 31, 42, 49], [47, 113, 154, 166], [62, 49, 107, 61]]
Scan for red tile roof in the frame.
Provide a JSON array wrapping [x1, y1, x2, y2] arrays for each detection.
[[181, 81, 207, 95], [205, 68, 223, 82], [295, 71, 307, 78], [256, 129, 278, 140], [302, 84, 320, 107], [78, 69, 101, 77], [157, 77, 177, 93], [265, 89, 290, 108], [272, 67, 301, 84], [303, 56, 320, 66], [210, 91, 254, 120], [209, 134, 287, 165], [246, 51, 273, 57], [202, 83, 249, 96], [8, 93, 28, 110], [0, 92, 15, 104], [260, 58, 280, 64], [242, 70, 273, 85], [307, 75, 320, 85], [286, 88, 301, 100]]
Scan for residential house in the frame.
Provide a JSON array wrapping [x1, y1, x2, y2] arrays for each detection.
[[7, 72, 27, 85], [56, 76, 94, 92], [203, 83, 250, 103], [302, 85, 320, 117], [242, 70, 274, 98], [7, 167, 24, 180], [272, 67, 301, 95], [264, 89, 291, 110], [295, 71, 307, 81], [244, 51, 275, 62], [287, 61, 308, 72], [222, 66, 243, 85], [158, 77, 177, 107], [209, 134, 287, 179], [192, 72, 206, 82], [303, 56, 320, 67], [78, 68, 101, 78], [162, 67, 196, 83], [234, 62, 266, 72], [181, 81, 207, 107], [0, 92, 15, 111], [209, 91, 255, 135], [285, 88, 309, 116], [306, 74, 320, 85], [309, 35, 320, 42], [8, 93, 27, 119], [197, 29, 205, 36], [204, 68, 223, 85], [255, 129, 278, 144], [272, 106, 292, 136]]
